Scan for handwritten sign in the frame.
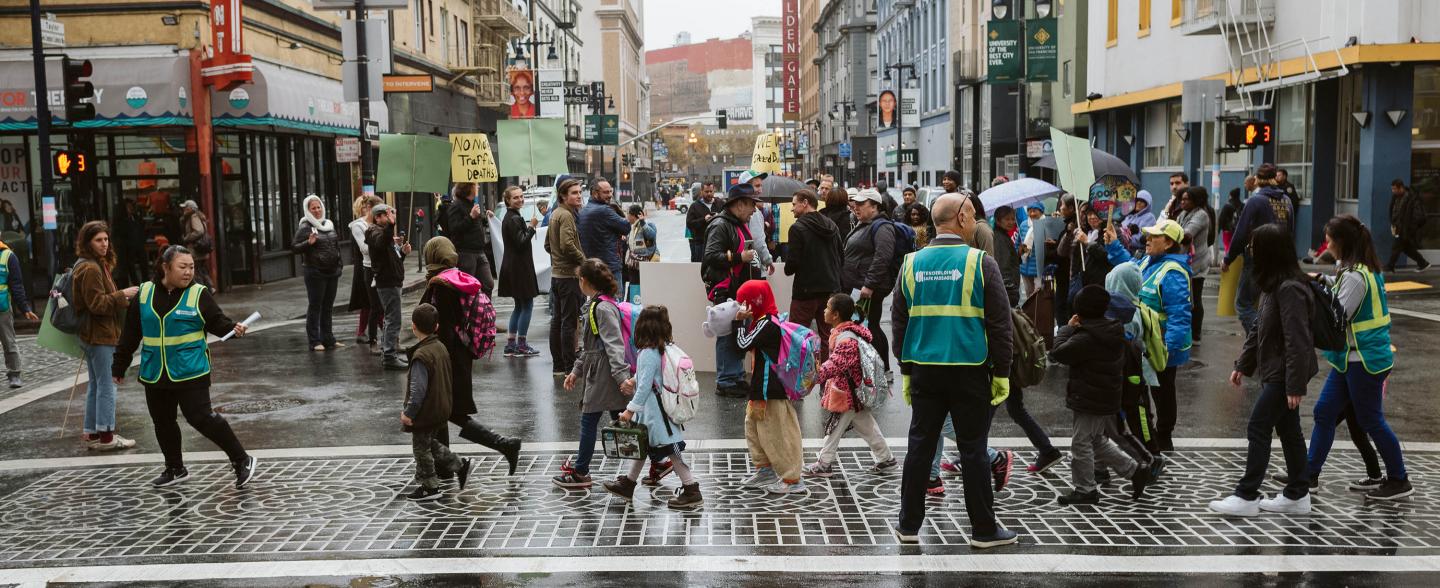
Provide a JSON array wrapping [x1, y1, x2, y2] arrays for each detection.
[[751, 134, 781, 174], [450, 133, 497, 183]]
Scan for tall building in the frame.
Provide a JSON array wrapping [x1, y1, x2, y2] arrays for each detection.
[[646, 36, 754, 126], [578, 0, 649, 180], [799, 0, 822, 176], [876, 0, 951, 189], [814, 0, 877, 187]]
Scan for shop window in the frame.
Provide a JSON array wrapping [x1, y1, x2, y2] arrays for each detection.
[[1412, 65, 1440, 248]]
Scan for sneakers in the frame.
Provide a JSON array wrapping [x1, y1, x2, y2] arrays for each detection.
[[233, 456, 259, 489], [642, 459, 674, 486], [1347, 476, 1385, 491], [870, 458, 899, 474], [969, 527, 1019, 549], [991, 450, 1014, 492], [89, 434, 137, 451], [939, 458, 960, 474], [520, 344, 542, 357], [1365, 477, 1414, 501], [603, 475, 638, 501], [926, 477, 945, 497], [552, 472, 594, 489], [1259, 493, 1312, 514], [455, 458, 474, 491], [891, 523, 920, 544], [668, 483, 704, 509], [1417, 262, 1433, 273], [406, 486, 442, 501], [1057, 489, 1100, 505], [312, 344, 325, 351], [1272, 472, 1321, 492], [1129, 463, 1154, 500], [150, 467, 190, 488], [765, 479, 808, 495], [503, 343, 519, 357], [741, 467, 779, 489], [802, 461, 836, 478], [1208, 494, 1261, 517], [1149, 454, 1167, 481], [1027, 451, 1064, 474], [715, 386, 748, 399], [6, 373, 20, 388]]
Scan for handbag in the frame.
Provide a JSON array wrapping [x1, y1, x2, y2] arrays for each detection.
[[601, 419, 649, 460]]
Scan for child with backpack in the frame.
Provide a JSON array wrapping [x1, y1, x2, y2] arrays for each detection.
[[402, 303, 474, 501], [804, 293, 896, 478], [602, 305, 703, 508], [554, 259, 636, 489], [734, 279, 807, 494]]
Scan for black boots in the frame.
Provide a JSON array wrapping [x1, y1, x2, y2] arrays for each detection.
[[459, 419, 522, 475]]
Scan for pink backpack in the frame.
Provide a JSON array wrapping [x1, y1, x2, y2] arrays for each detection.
[[591, 295, 641, 372], [429, 269, 496, 359], [761, 315, 821, 401]]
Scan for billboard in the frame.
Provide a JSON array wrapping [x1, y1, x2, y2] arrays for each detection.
[[508, 67, 536, 118]]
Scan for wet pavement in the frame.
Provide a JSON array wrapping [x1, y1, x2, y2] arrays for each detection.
[[2, 210, 1440, 585]]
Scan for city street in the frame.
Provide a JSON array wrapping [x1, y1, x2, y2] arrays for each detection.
[[0, 211, 1439, 586]]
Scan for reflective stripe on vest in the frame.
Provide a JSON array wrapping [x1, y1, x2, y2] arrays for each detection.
[[1138, 258, 1192, 352], [899, 244, 988, 365], [0, 249, 10, 313], [138, 282, 212, 384], [1324, 265, 1393, 374]]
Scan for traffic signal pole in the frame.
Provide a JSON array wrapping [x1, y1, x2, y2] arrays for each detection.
[[28, 0, 57, 278]]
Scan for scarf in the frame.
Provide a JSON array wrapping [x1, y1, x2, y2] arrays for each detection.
[[423, 236, 458, 278], [735, 279, 778, 319], [299, 195, 335, 233]]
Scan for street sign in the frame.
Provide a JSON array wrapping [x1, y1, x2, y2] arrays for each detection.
[[564, 82, 592, 105], [1223, 120, 1271, 150], [335, 137, 361, 163], [41, 14, 64, 48], [362, 119, 379, 141], [383, 75, 433, 93], [838, 142, 851, 158], [897, 149, 918, 167]]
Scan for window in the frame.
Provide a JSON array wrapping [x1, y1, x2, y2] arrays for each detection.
[[1139, 0, 1151, 36], [440, 7, 449, 64], [1107, 0, 1118, 47], [1172, 0, 1183, 26], [1063, 60, 1072, 98], [415, 0, 424, 51], [1144, 100, 1182, 169]]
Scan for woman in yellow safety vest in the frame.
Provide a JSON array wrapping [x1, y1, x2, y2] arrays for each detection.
[[113, 245, 258, 490], [1301, 215, 1412, 501]]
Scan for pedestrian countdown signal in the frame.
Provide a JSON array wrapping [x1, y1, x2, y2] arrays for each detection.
[[53, 150, 89, 178], [1223, 120, 1271, 150]]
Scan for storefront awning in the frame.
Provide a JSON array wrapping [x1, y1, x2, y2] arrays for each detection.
[[0, 53, 193, 130], [211, 59, 388, 136]]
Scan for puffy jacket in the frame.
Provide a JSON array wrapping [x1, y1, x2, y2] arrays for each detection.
[[701, 211, 757, 302], [843, 217, 898, 292], [1225, 186, 1293, 266], [1177, 206, 1213, 275], [1140, 252, 1193, 367], [578, 200, 631, 277], [444, 197, 491, 253], [1049, 317, 1127, 415], [785, 211, 842, 298]]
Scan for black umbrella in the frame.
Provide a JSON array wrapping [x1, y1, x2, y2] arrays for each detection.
[[1033, 148, 1140, 185], [759, 175, 809, 202]]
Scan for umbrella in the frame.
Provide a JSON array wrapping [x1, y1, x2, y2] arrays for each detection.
[[758, 175, 809, 202], [1034, 148, 1139, 185], [978, 177, 1063, 213]]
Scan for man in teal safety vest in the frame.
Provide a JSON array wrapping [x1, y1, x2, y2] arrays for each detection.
[[890, 193, 1018, 548], [0, 241, 37, 388]]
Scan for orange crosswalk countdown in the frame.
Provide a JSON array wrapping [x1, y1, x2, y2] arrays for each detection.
[[53, 150, 89, 178]]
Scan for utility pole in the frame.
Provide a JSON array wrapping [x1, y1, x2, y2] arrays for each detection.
[[356, 0, 374, 195], [28, 0, 56, 277]]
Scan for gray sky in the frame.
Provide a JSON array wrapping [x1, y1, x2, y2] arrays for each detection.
[[643, 0, 781, 50]]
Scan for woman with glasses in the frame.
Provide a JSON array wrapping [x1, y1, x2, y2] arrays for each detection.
[[113, 245, 259, 489]]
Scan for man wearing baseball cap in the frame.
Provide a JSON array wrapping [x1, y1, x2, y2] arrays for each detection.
[[703, 182, 764, 398], [1137, 218, 1193, 457], [842, 187, 899, 372], [365, 203, 413, 370]]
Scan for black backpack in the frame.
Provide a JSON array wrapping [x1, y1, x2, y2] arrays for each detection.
[[867, 218, 917, 267], [48, 260, 94, 335], [1307, 277, 1347, 352]]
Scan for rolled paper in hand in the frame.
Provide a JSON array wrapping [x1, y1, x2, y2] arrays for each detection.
[[219, 311, 261, 342]]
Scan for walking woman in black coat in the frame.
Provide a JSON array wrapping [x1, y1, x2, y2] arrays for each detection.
[[497, 186, 540, 357]]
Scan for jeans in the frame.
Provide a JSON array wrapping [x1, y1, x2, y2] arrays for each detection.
[[377, 287, 403, 362], [509, 296, 535, 338], [1190, 276, 1206, 341], [1386, 236, 1429, 270], [574, 410, 621, 476], [303, 267, 339, 347], [1307, 366, 1407, 482], [715, 332, 746, 389], [1153, 366, 1179, 452], [1235, 254, 1259, 336], [0, 311, 19, 375], [788, 295, 833, 360], [458, 250, 495, 295], [931, 415, 1000, 479], [900, 364, 996, 537], [145, 384, 248, 468], [1235, 382, 1309, 501], [81, 343, 116, 434], [689, 239, 704, 263], [1071, 412, 1138, 493], [860, 290, 891, 370], [549, 277, 583, 372]]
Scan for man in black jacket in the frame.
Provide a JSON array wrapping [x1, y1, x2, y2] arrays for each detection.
[[784, 187, 842, 356], [443, 183, 495, 294], [366, 204, 412, 370], [686, 181, 722, 262], [1386, 179, 1431, 272], [703, 183, 762, 398]]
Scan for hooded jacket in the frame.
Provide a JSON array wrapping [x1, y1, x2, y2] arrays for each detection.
[[1121, 190, 1159, 232], [1225, 186, 1293, 266], [421, 258, 482, 418], [1049, 316, 1128, 415], [784, 211, 842, 299], [293, 195, 342, 274], [1140, 252, 1193, 367], [842, 214, 898, 293], [1106, 262, 1162, 386]]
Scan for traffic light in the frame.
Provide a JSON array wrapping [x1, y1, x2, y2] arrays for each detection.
[[687, 132, 697, 144], [1223, 120, 1271, 150], [53, 150, 89, 178], [61, 57, 96, 123], [717, 109, 728, 130]]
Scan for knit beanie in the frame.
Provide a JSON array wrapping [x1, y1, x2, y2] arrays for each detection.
[[1074, 284, 1111, 320]]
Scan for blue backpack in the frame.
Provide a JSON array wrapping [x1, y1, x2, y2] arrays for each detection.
[[868, 218, 917, 267]]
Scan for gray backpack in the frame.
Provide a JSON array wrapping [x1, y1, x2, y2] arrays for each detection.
[[837, 331, 889, 410]]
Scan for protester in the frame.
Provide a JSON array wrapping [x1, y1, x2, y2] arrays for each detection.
[[1018, 204, 1044, 302], [112, 245, 257, 488], [1104, 262, 1162, 475], [784, 188, 842, 359], [1051, 195, 1079, 331], [0, 237, 36, 388], [734, 280, 807, 495], [579, 179, 632, 279], [702, 183, 763, 399], [1160, 173, 1189, 221], [1218, 187, 1245, 253], [891, 194, 1016, 548], [805, 293, 896, 478], [179, 200, 212, 288], [400, 303, 473, 501], [1210, 224, 1317, 516], [1386, 179, 1431, 272], [546, 179, 588, 376], [992, 206, 1023, 306], [1304, 214, 1413, 500], [498, 186, 541, 357], [602, 305, 704, 509], [1176, 187, 1215, 343], [1049, 285, 1153, 505], [966, 192, 996, 255], [623, 204, 658, 302], [1222, 163, 1293, 336], [444, 183, 496, 294], [293, 195, 344, 351], [536, 199, 551, 228], [348, 196, 384, 349], [821, 185, 853, 236], [843, 188, 899, 372], [366, 204, 411, 371], [906, 206, 932, 249], [941, 170, 962, 194], [1137, 219, 1193, 456], [738, 171, 776, 271], [554, 260, 634, 489], [73, 221, 140, 451], [685, 181, 722, 262], [1060, 204, 1128, 298], [420, 237, 522, 474], [1121, 190, 1159, 236]]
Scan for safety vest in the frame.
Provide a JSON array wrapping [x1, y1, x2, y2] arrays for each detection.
[[137, 282, 211, 384], [898, 244, 988, 365], [1137, 257, 1192, 353], [0, 249, 11, 313], [1324, 265, 1393, 374]]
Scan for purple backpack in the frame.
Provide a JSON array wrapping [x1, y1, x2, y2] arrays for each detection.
[[761, 314, 821, 401]]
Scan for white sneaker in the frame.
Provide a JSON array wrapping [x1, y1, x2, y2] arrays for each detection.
[[89, 434, 137, 451], [1208, 494, 1262, 517], [741, 467, 778, 489], [1259, 493, 1312, 514], [765, 479, 809, 495]]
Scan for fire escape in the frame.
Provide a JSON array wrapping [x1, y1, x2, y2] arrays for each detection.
[[463, 0, 528, 109]]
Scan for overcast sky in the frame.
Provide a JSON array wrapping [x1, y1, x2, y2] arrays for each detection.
[[642, 0, 781, 50]]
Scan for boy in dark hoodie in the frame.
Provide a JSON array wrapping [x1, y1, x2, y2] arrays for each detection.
[[1050, 285, 1153, 505]]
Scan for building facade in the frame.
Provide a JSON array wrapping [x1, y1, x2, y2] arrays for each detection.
[[814, 0, 877, 187], [876, 0, 951, 189], [799, 0, 821, 176], [579, 0, 648, 184]]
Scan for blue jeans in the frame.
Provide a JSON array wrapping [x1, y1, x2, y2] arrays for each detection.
[[509, 297, 535, 338], [1235, 382, 1309, 501], [715, 332, 745, 389], [931, 415, 1000, 479], [82, 343, 116, 434], [377, 287, 403, 362], [574, 410, 621, 476], [1308, 366, 1407, 481], [1235, 253, 1259, 336], [303, 267, 339, 347]]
